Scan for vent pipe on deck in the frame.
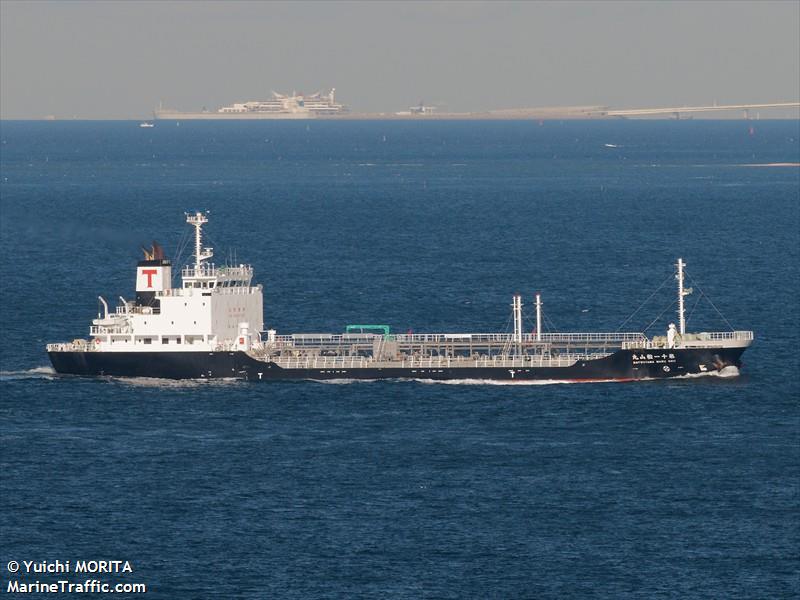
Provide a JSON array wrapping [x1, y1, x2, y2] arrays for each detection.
[[512, 294, 523, 352], [535, 293, 542, 342]]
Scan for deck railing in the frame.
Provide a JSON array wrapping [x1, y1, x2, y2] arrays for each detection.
[[272, 331, 646, 346], [155, 286, 256, 297], [621, 330, 754, 349], [90, 325, 132, 335], [181, 265, 252, 279], [47, 342, 92, 352], [692, 331, 753, 341]]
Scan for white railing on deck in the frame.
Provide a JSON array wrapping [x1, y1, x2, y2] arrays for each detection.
[[622, 330, 753, 349], [90, 325, 132, 335], [537, 332, 646, 343], [181, 265, 252, 279], [692, 331, 753, 341], [156, 286, 256, 298], [47, 342, 91, 352], [272, 331, 646, 345]]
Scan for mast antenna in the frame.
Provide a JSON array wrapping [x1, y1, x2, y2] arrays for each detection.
[[186, 211, 213, 271], [676, 258, 693, 334]]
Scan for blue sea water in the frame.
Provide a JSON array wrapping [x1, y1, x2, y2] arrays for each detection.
[[0, 120, 798, 598]]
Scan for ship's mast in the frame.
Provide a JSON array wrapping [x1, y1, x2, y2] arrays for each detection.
[[186, 212, 213, 271], [677, 258, 689, 335]]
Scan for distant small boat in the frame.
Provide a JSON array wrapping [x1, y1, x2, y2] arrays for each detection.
[[139, 122, 155, 128]]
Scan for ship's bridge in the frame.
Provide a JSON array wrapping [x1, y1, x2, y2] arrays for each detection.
[[181, 263, 253, 290]]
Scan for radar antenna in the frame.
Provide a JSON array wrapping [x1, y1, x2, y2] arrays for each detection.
[[186, 211, 213, 271], [676, 258, 693, 334]]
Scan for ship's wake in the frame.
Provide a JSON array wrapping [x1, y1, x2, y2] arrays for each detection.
[[104, 376, 245, 389], [0, 367, 246, 388], [0, 366, 58, 381], [673, 365, 740, 379], [316, 378, 382, 385]]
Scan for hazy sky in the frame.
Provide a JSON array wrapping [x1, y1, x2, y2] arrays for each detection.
[[1, 0, 798, 118]]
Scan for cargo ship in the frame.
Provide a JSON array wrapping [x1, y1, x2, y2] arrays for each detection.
[[154, 89, 346, 120], [47, 213, 753, 382]]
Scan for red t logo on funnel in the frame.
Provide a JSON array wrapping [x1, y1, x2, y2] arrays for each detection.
[[141, 269, 158, 288]]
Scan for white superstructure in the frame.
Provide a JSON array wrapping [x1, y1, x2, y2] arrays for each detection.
[[69, 212, 263, 353]]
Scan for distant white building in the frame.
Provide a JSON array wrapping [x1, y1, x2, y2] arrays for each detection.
[[409, 102, 436, 115], [218, 89, 346, 115]]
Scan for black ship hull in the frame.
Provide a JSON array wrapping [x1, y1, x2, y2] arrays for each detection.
[[48, 347, 747, 382]]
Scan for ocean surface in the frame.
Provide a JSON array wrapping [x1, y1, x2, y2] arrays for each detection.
[[1, 120, 798, 598]]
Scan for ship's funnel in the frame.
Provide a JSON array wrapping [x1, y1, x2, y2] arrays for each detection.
[[136, 261, 171, 293], [136, 243, 172, 306]]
